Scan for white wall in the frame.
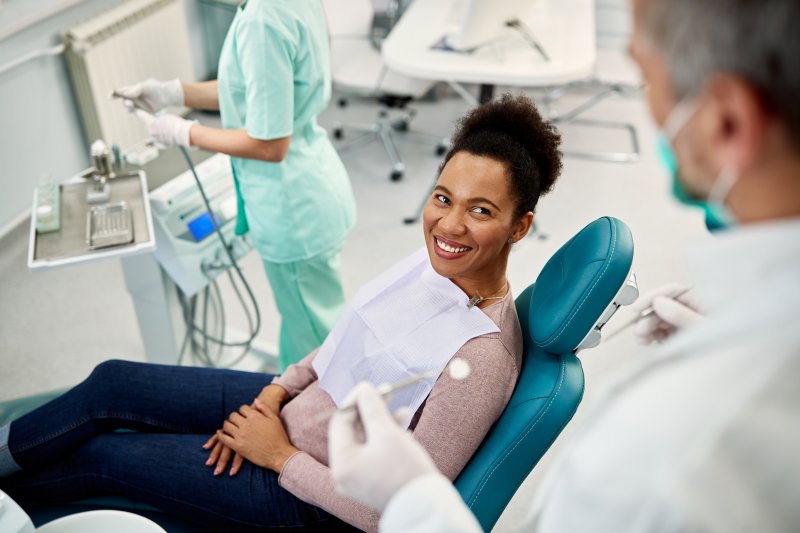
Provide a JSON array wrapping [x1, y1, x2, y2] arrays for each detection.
[[0, 0, 206, 235], [595, 0, 632, 51]]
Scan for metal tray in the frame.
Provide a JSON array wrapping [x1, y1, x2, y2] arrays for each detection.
[[28, 170, 155, 270]]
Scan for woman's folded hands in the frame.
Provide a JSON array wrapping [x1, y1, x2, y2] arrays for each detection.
[[203, 384, 296, 476]]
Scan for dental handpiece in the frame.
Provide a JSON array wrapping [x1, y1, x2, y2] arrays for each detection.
[[312, 358, 471, 424], [603, 286, 692, 342]]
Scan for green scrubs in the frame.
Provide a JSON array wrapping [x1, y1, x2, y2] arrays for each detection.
[[218, 0, 356, 370]]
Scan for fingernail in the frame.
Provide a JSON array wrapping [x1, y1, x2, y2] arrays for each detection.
[[206, 458, 213, 466], [214, 467, 221, 475]]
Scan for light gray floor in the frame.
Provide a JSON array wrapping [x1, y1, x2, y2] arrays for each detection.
[[0, 76, 711, 530]]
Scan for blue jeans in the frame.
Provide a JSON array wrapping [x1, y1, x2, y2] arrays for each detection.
[[0, 360, 357, 532]]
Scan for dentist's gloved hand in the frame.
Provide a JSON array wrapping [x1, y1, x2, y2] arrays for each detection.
[[114, 78, 184, 113], [632, 283, 705, 344], [329, 382, 438, 512], [134, 109, 196, 148]]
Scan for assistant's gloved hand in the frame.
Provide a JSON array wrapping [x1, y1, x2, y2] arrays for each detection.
[[632, 283, 705, 344], [114, 78, 184, 113], [328, 382, 438, 512], [134, 109, 196, 148]]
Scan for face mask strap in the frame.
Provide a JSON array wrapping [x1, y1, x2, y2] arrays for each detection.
[[708, 165, 739, 207], [663, 97, 701, 142]]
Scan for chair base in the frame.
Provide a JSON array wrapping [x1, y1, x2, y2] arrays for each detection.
[[543, 81, 642, 164], [332, 102, 448, 182]]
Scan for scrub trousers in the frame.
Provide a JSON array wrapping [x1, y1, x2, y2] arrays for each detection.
[[0, 360, 358, 532], [262, 246, 346, 372]]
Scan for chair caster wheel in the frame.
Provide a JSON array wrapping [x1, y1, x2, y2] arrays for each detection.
[[435, 144, 447, 156], [333, 128, 343, 140], [390, 170, 403, 181], [392, 120, 409, 132]]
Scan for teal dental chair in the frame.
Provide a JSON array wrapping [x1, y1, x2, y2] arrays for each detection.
[[455, 215, 636, 531], [0, 216, 635, 532]]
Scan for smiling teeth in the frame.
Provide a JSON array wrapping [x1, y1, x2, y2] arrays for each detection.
[[436, 239, 469, 253]]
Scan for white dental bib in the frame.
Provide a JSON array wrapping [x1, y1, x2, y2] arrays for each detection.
[[313, 248, 500, 428]]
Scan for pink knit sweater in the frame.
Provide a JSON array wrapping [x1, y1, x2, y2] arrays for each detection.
[[272, 290, 523, 532]]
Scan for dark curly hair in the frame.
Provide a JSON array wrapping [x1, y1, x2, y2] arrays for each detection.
[[441, 93, 563, 220]]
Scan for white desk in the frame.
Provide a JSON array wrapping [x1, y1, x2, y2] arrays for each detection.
[[383, 0, 596, 99]]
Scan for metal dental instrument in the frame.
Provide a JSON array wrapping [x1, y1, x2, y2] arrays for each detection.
[[110, 89, 149, 112], [603, 286, 692, 342], [313, 358, 472, 424]]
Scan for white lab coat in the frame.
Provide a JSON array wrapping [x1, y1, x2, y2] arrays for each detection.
[[379, 218, 800, 533]]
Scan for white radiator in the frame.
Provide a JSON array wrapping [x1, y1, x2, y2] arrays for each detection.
[[63, 0, 196, 150]]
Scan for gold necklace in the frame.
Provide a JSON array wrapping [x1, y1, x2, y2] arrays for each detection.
[[466, 280, 509, 309]]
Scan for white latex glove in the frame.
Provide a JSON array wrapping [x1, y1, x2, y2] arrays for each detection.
[[328, 382, 439, 512], [114, 78, 183, 113], [632, 283, 705, 344], [134, 109, 196, 148]]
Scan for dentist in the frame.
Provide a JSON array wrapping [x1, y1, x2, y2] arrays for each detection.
[[115, 0, 356, 371], [328, 0, 800, 531]]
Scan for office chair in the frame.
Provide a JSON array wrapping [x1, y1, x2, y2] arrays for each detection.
[[322, 0, 448, 181], [455, 215, 637, 530], [0, 217, 635, 531]]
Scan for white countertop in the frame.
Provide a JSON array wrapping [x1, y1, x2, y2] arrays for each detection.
[[383, 0, 596, 87]]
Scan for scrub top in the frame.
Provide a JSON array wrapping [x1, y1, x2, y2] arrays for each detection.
[[218, 0, 356, 263]]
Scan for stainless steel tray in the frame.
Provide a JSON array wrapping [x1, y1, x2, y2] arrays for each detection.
[[28, 170, 155, 270]]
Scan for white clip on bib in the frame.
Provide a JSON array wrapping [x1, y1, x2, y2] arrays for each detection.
[[313, 248, 500, 428]]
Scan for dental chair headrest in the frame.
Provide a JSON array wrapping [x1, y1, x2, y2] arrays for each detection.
[[530, 216, 634, 354]]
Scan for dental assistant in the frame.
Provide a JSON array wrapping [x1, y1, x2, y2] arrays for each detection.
[[327, 0, 800, 531], [117, 0, 356, 370]]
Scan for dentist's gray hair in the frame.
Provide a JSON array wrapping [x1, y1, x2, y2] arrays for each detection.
[[641, 0, 800, 147]]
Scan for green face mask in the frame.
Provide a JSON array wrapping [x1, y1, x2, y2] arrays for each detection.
[[655, 132, 732, 231], [656, 96, 739, 231]]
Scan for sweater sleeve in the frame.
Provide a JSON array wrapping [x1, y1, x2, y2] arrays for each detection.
[[278, 335, 519, 532], [279, 451, 382, 532], [271, 349, 320, 398], [410, 335, 520, 481]]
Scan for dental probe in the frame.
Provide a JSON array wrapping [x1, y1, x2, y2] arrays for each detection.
[[313, 358, 472, 424], [603, 286, 692, 342]]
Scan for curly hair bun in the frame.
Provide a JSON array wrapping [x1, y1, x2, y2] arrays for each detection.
[[445, 93, 563, 218]]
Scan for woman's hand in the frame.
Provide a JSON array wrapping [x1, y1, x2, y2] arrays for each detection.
[[219, 399, 300, 473], [255, 384, 290, 415], [203, 431, 244, 476], [202, 385, 290, 476]]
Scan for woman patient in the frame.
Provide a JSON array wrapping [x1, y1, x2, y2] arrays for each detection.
[[0, 94, 562, 532]]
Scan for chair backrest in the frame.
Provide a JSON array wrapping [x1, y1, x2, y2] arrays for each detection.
[[455, 216, 635, 531], [321, 0, 374, 38], [320, 0, 434, 98]]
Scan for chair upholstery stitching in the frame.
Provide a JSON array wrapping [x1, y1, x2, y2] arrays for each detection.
[[466, 358, 568, 507]]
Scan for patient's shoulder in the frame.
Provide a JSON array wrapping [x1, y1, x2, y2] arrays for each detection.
[[477, 292, 523, 371]]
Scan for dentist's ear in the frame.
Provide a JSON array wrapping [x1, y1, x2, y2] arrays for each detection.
[[705, 73, 769, 171]]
